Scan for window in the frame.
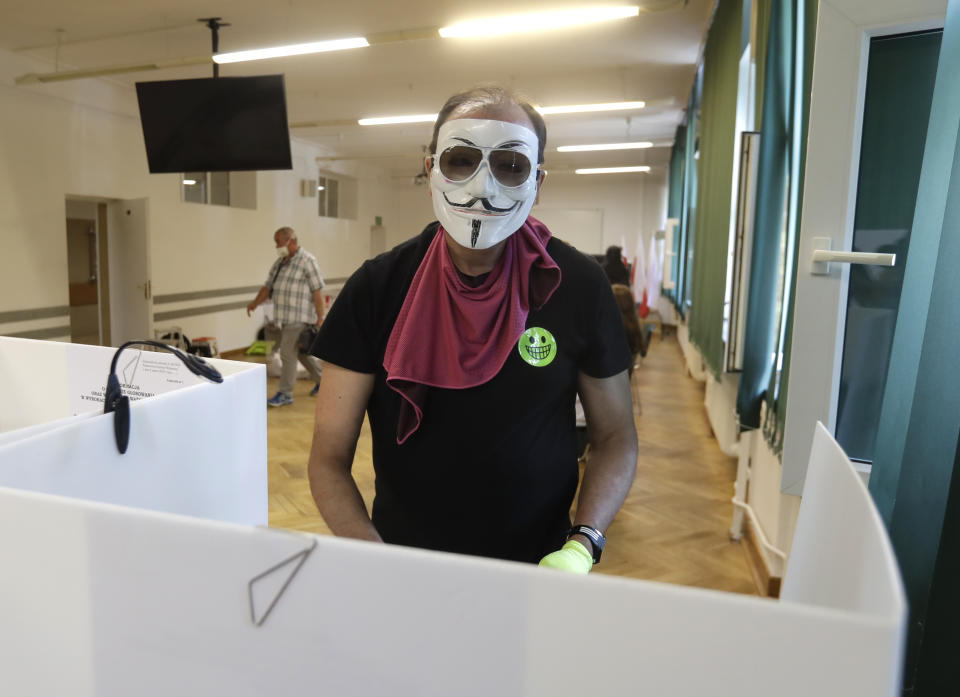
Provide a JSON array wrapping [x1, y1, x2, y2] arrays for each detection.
[[317, 176, 340, 218], [181, 172, 256, 209], [209, 172, 230, 206], [182, 172, 207, 204]]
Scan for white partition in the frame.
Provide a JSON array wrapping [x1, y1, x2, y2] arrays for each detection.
[[0, 422, 905, 696], [782, 422, 907, 619], [0, 337, 267, 524]]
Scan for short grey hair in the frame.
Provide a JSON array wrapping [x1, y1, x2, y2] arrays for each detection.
[[276, 226, 296, 242], [429, 85, 547, 164]]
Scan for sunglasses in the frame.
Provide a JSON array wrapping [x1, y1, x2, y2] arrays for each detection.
[[437, 145, 534, 188]]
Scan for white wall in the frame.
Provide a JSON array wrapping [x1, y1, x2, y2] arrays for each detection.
[[743, 418, 802, 575], [373, 171, 670, 268], [535, 173, 663, 260], [0, 49, 394, 351], [378, 179, 435, 250], [1, 45, 668, 353]]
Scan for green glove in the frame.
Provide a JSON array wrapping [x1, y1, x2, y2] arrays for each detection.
[[538, 540, 593, 574]]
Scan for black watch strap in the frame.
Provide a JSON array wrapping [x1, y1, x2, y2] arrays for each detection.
[[567, 525, 606, 564]]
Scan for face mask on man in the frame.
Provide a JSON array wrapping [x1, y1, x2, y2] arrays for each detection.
[[276, 245, 289, 259], [430, 118, 540, 250]]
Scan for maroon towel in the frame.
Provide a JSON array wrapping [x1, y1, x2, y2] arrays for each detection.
[[383, 217, 561, 443]]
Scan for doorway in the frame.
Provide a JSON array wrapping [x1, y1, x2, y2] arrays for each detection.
[[65, 200, 110, 346], [64, 196, 151, 348]]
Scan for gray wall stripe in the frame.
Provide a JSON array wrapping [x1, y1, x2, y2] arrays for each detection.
[[7, 325, 72, 339], [153, 278, 348, 306], [153, 286, 263, 305], [0, 306, 70, 323], [154, 301, 249, 322]]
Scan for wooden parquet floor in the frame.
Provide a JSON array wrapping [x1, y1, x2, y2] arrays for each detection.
[[258, 333, 756, 595]]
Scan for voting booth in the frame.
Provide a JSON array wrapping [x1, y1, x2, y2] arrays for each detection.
[[0, 338, 904, 695], [0, 337, 266, 523]]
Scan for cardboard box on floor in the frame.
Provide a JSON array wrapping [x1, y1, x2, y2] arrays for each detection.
[[0, 338, 904, 696]]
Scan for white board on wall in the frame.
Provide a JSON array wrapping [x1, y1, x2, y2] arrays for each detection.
[[532, 208, 603, 255]]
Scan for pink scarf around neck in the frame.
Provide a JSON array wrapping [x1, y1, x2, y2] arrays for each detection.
[[383, 217, 561, 443]]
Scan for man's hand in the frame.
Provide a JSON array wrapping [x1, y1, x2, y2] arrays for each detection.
[[248, 286, 270, 317], [539, 540, 593, 574]]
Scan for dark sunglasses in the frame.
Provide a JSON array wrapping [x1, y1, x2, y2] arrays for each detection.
[[438, 145, 533, 188]]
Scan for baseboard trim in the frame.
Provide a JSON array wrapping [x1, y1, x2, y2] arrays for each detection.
[[741, 518, 782, 598], [220, 347, 248, 359]]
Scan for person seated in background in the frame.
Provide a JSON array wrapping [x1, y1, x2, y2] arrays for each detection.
[[602, 245, 631, 286], [307, 85, 638, 574], [611, 284, 652, 370]]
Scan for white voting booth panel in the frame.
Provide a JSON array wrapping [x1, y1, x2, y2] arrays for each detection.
[[0, 424, 905, 697], [0, 337, 267, 524]]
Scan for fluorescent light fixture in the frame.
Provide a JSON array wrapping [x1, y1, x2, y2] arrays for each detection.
[[439, 6, 639, 38], [359, 101, 646, 126], [182, 179, 197, 185], [213, 37, 369, 64], [358, 113, 439, 126], [575, 166, 651, 174], [558, 141, 653, 152], [538, 100, 645, 115]]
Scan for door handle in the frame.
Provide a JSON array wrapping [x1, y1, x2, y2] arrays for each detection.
[[144, 280, 151, 300], [810, 237, 896, 275]]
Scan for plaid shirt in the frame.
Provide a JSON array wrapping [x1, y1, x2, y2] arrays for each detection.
[[265, 249, 325, 325]]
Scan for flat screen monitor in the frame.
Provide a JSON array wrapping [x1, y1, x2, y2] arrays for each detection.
[[136, 75, 293, 173]]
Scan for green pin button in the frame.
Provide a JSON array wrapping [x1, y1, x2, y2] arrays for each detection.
[[518, 327, 557, 367]]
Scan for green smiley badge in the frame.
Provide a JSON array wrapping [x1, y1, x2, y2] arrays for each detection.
[[518, 327, 557, 367]]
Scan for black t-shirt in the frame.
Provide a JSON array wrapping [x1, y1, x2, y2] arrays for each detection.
[[314, 222, 632, 563]]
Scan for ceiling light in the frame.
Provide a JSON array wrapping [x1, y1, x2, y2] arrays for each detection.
[[317, 186, 325, 191], [358, 114, 439, 126], [576, 166, 651, 174], [538, 101, 645, 115], [182, 179, 197, 185], [213, 37, 369, 64], [558, 142, 653, 152], [438, 6, 639, 39], [359, 100, 647, 126]]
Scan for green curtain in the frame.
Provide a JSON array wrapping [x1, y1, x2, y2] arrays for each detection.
[[678, 72, 702, 318], [754, 0, 772, 123], [688, 0, 744, 377], [735, 0, 793, 429], [665, 124, 687, 304], [763, 0, 819, 452]]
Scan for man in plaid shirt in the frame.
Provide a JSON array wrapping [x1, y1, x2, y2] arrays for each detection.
[[247, 227, 325, 407]]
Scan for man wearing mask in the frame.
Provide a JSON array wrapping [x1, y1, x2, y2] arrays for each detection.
[[247, 226, 325, 407], [308, 86, 637, 573]]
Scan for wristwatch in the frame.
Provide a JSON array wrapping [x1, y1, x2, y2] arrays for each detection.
[[567, 525, 606, 564]]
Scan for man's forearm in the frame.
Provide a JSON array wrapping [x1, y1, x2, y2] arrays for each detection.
[[248, 286, 270, 312], [309, 464, 382, 541], [573, 429, 637, 533]]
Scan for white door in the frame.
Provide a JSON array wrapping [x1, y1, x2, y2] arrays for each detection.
[[780, 0, 947, 495], [108, 198, 152, 346]]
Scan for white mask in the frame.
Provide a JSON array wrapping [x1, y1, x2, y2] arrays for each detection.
[[276, 245, 289, 259], [430, 118, 540, 250]]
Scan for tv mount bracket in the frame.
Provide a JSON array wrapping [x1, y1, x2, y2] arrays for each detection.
[[198, 17, 231, 78]]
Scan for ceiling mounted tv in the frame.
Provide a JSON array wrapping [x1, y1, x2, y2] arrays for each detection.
[[136, 75, 293, 173]]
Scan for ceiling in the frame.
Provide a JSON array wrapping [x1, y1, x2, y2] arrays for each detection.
[[3, 0, 713, 180]]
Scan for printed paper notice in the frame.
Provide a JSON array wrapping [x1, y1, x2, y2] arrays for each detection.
[[68, 345, 201, 416]]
